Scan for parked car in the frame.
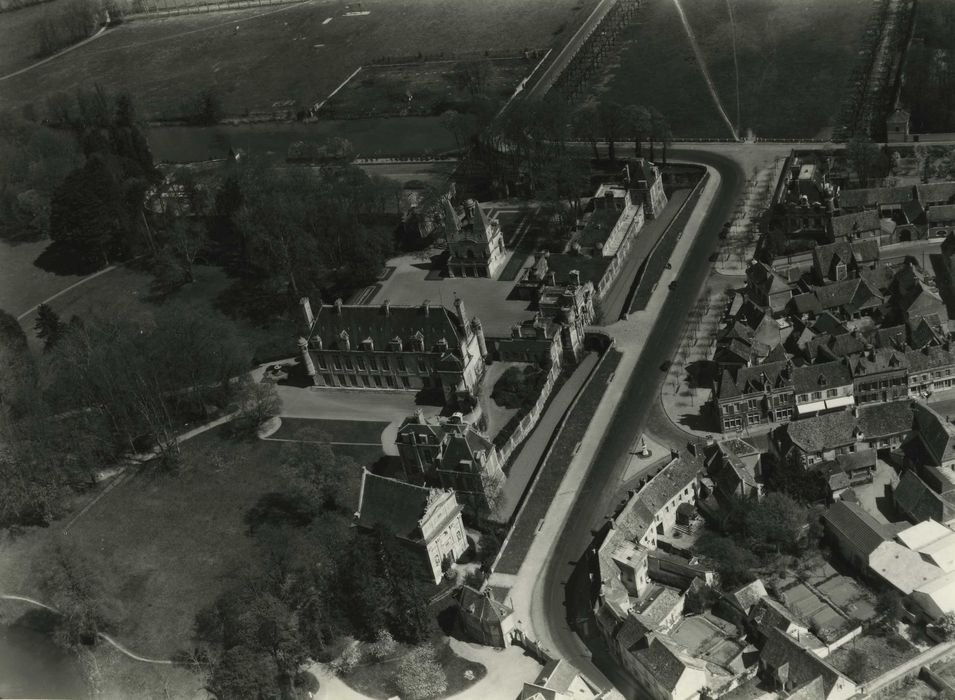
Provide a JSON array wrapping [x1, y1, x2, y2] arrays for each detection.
[[660, 360, 672, 372], [669, 280, 678, 290]]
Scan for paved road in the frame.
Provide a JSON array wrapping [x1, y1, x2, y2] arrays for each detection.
[[538, 149, 744, 693]]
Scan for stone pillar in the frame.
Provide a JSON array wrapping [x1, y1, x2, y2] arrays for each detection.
[[298, 337, 316, 379]]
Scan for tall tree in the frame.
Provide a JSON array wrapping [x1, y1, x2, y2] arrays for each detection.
[[34, 303, 64, 351], [572, 105, 600, 161], [846, 137, 880, 188], [598, 101, 624, 162], [622, 104, 651, 157]]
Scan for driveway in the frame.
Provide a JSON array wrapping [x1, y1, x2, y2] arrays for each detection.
[[308, 637, 542, 700]]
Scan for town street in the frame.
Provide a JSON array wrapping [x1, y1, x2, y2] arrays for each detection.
[[533, 148, 746, 692]]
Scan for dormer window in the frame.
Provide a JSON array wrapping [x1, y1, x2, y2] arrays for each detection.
[[338, 330, 350, 351], [435, 338, 449, 353], [835, 262, 847, 281], [389, 336, 403, 352], [361, 337, 374, 352], [413, 331, 425, 352]]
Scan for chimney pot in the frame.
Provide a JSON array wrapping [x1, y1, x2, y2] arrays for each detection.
[[382, 299, 391, 316]]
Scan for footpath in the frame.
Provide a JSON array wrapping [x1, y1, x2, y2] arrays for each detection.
[[484, 165, 722, 691]]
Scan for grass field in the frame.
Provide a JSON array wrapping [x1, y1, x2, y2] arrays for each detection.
[[0, 0, 596, 119], [0, 0, 68, 76], [595, 0, 872, 139], [10, 257, 296, 361], [323, 58, 531, 119], [271, 417, 388, 445]]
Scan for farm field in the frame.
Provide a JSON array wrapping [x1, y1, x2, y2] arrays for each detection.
[[0, 0, 597, 120], [594, 0, 872, 139]]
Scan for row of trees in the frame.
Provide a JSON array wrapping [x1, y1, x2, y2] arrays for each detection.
[[32, 0, 104, 58]]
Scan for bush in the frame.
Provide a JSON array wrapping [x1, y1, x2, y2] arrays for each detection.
[[331, 638, 362, 676], [368, 629, 397, 661], [394, 644, 447, 700], [491, 365, 546, 409]]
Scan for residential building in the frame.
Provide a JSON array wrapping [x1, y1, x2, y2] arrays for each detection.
[[704, 438, 764, 503], [757, 629, 857, 700], [787, 277, 883, 323], [298, 297, 486, 406], [848, 348, 909, 404], [838, 185, 915, 218], [715, 361, 795, 433], [906, 345, 955, 398], [829, 210, 883, 243], [928, 205, 955, 238], [811, 239, 880, 284], [792, 360, 854, 417], [822, 500, 899, 570], [456, 586, 515, 648], [895, 468, 955, 524], [395, 412, 506, 515], [442, 193, 506, 278], [520, 658, 616, 700], [536, 273, 596, 361], [589, 184, 645, 256], [745, 262, 797, 316], [620, 634, 708, 700], [769, 152, 837, 242], [909, 402, 955, 470], [777, 400, 913, 467], [355, 470, 468, 584]]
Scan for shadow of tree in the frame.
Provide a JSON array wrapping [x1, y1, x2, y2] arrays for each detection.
[[33, 240, 103, 276]]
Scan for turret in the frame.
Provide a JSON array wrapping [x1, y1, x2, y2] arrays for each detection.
[[472, 317, 488, 358]]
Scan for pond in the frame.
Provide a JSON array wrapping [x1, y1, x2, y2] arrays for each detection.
[[0, 613, 87, 699], [147, 116, 454, 164]]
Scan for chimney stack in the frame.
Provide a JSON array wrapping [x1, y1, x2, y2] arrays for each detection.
[[569, 269, 581, 287], [334, 298, 343, 314], [300, 297, 314, 328], [422, 300, 430, 317], [382, 299, 391, 317]]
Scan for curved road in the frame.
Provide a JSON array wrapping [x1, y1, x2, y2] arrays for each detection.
[[539, 149, 745, 694]]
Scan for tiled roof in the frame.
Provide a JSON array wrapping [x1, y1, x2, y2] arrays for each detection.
[[918, 183, 955, 204], [633, 585, 684, 628], [914, 403, 955, 466], [630, 636, 701, 691], [839, 186, 914, 209], [906, 346, 955, 373], [876, 324, 908, 349], [895, 469, 955, 523], [457, 585, 512, 624], [792, 360, 852, 394], [848, 348, 909, 377], [729, 579, 768, 614], [787, 410, 858, 453], [830, 210, 881, 239], [760, 628, 855, 697], [908, 316, 946, 350], [310, 302, 465, 354], [357, 470, 452, 541], [823, 501, 890, 558], [788, 401, 910, 454], [929, 204, 955, 223]]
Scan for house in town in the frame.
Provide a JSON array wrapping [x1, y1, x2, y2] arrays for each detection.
[[757, 629, 857, 700], [776, 400, 913, 468], [355, 470, 468, 584], [917, 183, 955, 208], [536, 273, 596, 361], [297, 297, 486, 406], [814, 449, 878, 499], [620, 634, 708, 700], [908, 402, 955, 471], [395, 411, 505, 515], [441, 192, 507, 278], [745, 262, 798, 317], [811, 239, 880, 284], [928, 205, 955, 238], [704, 438, 764, 503], [895, 468, 955, 524], [848, 348, 909, 404], [822, 500, 902, 571], [520, 658, 616, 700], [456, 585, 516, 648], [829, 210, 884, 243], [792, 360, 854, 417], [768, 153, 838, 243], [715, 360, 796, 433], [787, 277, 883, 324], [906, 345, 955, 398]]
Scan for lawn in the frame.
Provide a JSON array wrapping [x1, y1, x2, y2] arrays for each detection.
[[0, 0, 70, 75], [594, 0, 872, 139], [12, 259, 296, 362], [0, 0, 597, 120], [495, 349, 622, 575], [59, 425, 309, 656], [271, 417, 389, 445]]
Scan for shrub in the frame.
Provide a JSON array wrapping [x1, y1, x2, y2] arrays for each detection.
[[368, 629, 397, 661], [394, 644, 447, 700], [331, 638, 362, 676]]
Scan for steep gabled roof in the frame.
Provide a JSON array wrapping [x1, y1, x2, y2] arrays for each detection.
[[914, 403, 955, 466], [760, 628, 855, 697], [357, 470, 453, 541], [792, 360, 852, 394], [895, 469, 955, 524]]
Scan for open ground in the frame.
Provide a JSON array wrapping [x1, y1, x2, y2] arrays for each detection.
[[592, 0, 873, 139], [0, 0, 598, 119]]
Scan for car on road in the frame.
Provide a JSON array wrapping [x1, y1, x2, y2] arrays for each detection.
[[668, 280, 678, 290]]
